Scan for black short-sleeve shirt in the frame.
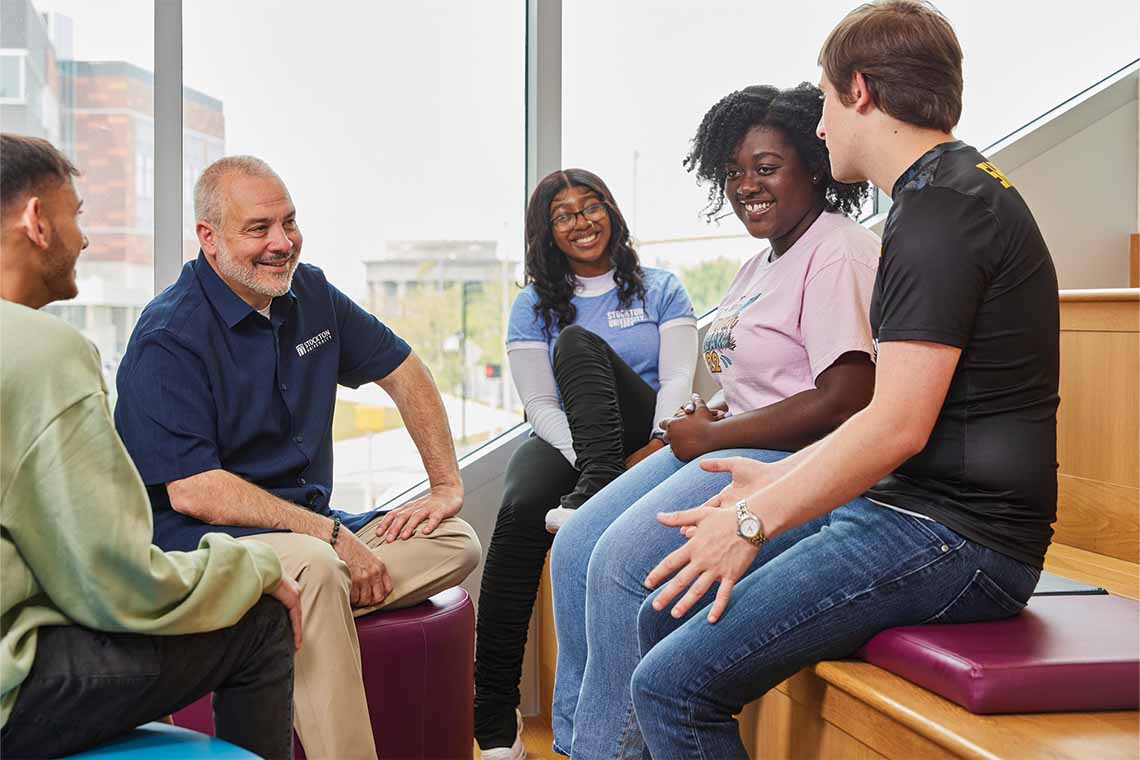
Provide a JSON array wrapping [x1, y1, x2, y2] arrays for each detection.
[[868, 141, 1059, 569], [114, 252, 412, 552]]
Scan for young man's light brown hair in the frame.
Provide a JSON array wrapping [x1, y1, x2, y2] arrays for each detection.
[[819, 0, 964, 133]]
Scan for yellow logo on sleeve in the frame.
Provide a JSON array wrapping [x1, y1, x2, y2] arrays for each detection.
[[976, 161, 1013, 189]]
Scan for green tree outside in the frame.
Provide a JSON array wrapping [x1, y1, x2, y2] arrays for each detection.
[[678, 257, 740, 317], [382, 277, 521, 399]]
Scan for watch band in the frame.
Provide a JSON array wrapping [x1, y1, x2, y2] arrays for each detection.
[[735, 499, 767, 548]]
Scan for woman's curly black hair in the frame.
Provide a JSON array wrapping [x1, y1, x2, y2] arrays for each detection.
[[683, 82, 870, 222], [524, 168, 645, 337]]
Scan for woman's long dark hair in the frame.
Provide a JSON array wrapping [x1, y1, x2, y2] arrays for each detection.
[[524, 168, 645, 337]]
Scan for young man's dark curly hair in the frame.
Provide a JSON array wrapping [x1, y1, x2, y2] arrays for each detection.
[[684, 82, 870, 222]]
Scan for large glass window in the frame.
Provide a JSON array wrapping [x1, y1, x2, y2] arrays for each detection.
[[9, 0, 155, 400], [562, 0, 1140, 314], [183, 2, 526, 512]]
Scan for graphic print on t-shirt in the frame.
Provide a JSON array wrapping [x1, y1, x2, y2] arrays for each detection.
[[702, 293, 760, 374]]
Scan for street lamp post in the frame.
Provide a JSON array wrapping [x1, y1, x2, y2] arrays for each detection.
[[459, 280, 483, 443], [460, 282, 469, 442]]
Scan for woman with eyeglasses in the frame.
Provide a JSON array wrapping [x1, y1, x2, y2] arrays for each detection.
[[547, 83, 879, 758], [474, 168, 697, 759]]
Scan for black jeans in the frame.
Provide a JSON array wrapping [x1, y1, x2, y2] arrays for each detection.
[[1, 597, 295, 760], [474, 325, 656, 747]]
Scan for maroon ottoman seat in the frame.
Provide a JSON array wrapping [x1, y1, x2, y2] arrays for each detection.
[[857, 594, 1140, 714], [174, 587, 474, 759]]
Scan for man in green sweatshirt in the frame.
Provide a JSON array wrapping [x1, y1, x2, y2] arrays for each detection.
[[0, 133, 301, 759]]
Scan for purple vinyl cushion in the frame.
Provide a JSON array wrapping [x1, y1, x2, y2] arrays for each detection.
[[174, 586, 474, 759], [857, 594, 1140, 714]]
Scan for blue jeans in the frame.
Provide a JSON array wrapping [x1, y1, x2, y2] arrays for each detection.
[[551, 447, 1039, 759], [549, 446, 787, 757]]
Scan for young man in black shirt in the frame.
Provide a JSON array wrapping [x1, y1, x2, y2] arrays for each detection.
[[609, 1, 1060, 756]]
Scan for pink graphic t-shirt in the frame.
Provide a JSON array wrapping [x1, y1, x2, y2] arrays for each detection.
[[703, 211, 880, 414]]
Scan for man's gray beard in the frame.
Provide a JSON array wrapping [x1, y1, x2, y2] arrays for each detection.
[[215, 239, 296, 298]]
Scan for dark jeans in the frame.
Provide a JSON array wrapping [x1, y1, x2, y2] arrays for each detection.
[[1, 597, 295, 760], [474, 325, 656, 748]]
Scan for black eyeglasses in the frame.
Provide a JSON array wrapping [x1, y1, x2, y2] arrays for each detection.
[[550, 203, 608, 232]]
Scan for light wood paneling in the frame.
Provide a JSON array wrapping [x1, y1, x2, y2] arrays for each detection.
[[1058, 298, 1140, 332], [814, 661, 1140, 760], [1129, 235, 1138, 288], [775, 671, 956, 759], [1059, 289, 1140, 303], [1053, 475, 1140, 563], [749, 683, 886, 760], [1044, 542, 1140, 599], [538, 559, 557, 721], [1057, 330, 1139, 487]]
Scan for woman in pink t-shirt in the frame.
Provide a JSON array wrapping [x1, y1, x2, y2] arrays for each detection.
[[547, 83, 880, 758], [664, 83, 881, 460]]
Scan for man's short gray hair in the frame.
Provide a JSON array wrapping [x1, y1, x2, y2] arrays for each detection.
[[193, 155, 282, 227]]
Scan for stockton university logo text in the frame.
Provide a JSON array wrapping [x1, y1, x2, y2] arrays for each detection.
[[607, 307, 648, 329], [296, 329, 333, 357]]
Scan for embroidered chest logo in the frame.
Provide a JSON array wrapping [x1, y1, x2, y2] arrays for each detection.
[[702, 293, 760, 374], [607, 307, 648, 329], [296, 329, 332, 357]]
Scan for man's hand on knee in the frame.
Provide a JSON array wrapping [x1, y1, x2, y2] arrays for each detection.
[[334, 531, 393, 607], [374, 483, 463, 543]]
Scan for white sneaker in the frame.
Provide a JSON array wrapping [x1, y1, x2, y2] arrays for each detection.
[[545, 506, 577, 534], [480, 708, 527, 760]]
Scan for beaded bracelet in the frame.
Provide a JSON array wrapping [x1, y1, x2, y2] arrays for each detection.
[[330, 515, 342, 546]]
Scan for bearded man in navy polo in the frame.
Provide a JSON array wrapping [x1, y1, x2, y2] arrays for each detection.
[[115, 156, 480, 760]]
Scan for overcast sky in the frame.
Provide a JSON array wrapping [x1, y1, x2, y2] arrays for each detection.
[[38, 0, 1140, 296]]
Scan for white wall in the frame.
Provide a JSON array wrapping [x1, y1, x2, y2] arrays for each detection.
[[1008, 101, 1139, 288]]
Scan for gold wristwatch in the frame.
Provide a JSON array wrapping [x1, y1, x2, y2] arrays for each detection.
[[735, 499, 767, 548]]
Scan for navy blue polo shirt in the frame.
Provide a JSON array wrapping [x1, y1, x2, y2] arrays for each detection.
[[115, 252, 412, 552]]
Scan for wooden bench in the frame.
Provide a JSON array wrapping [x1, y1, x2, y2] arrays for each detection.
[[535, 288, 1140, 759]]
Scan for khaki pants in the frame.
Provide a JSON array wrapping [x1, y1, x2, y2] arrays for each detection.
[[243, 515, 480, 760]]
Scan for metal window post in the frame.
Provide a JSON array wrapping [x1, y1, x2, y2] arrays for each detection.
[[154, 0, 183, 293], [526, 0, 561, 196]]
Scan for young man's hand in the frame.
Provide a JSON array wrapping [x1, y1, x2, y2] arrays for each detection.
[[645, 506, 757, 624], [268, 575, 303, 649]]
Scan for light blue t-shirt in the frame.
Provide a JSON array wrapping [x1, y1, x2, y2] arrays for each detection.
[[506, 267, 695, 392]]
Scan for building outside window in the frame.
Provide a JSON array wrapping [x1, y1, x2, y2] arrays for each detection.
[[0, 51, 25, 101], [4, 0, 227, 402]]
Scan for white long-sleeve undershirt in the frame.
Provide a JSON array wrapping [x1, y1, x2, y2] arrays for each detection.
[[653, 319, 699, 430]]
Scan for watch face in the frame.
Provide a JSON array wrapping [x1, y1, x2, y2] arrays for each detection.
[[740, 515, 761, 539]]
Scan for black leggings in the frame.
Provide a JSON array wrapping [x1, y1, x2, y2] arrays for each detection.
[[474, 325, 656, 747]]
